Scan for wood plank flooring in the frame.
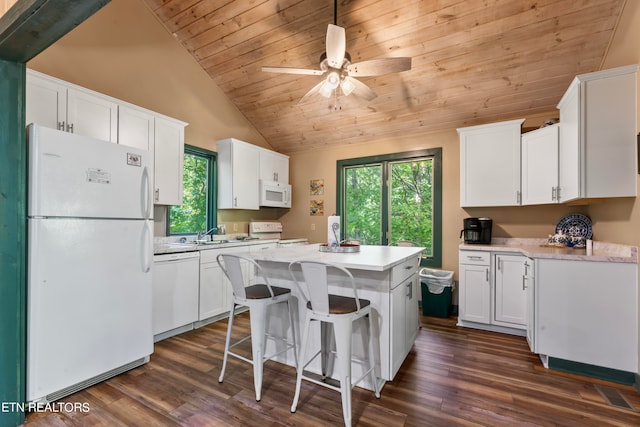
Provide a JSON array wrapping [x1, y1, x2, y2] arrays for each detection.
[[24, 313, 640, 426]]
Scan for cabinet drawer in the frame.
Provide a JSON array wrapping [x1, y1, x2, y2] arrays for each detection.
[[391, 256, 420, 287], [459, 250, 490, 265]]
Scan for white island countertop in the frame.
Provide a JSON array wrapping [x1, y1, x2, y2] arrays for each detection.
[[244, 243, 425, 271]]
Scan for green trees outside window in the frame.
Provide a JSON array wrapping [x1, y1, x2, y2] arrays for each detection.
[[168, 146, 216, 235], [338, 149, 442, 267]]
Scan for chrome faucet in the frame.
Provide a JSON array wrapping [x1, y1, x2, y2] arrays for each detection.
[[197, 227, 218, 240]]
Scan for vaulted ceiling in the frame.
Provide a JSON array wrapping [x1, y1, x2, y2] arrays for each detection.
[[143, 0, 626, 153]]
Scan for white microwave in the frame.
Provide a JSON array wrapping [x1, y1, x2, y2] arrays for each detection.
[[259, 180, 291, 208]]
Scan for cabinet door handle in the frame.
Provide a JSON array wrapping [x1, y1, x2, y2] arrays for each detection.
[[154, 188, 159, 202], [406, 282, 412, 298], [58, 121, 65, 131], [516, 190, 521, 205], [66, 123, 74, 133], [485, 268, 489, 282], [234, 196, 237, 207], [522, 276, 527, 291], [468, 255, 483, 260], [556, 186, 561, 200], [551, 187, 557, 201]]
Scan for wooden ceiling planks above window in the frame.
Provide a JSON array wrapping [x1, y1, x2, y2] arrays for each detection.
[[144, 0, 626, 153]]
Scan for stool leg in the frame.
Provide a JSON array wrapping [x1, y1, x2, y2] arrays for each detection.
[[367, 312, 381, 398], [291, 315, 311, 413], [219, 302, 236, 383], [249, 303, 268, 401], [333, 318, 353, 427], [286, 298, 299, 368], [320, 322, 329, 379]]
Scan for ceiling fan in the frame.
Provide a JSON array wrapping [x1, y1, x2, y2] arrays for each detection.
[[261, 0, 412, 104]]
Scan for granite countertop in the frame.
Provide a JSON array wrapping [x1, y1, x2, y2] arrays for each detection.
[[460, 237, 638, 263], [154, 237, 279, 255]]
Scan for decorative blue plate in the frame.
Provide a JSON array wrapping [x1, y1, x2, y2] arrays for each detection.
[[555, 214, 592, 239]]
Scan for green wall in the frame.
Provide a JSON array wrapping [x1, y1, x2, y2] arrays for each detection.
[[0, 58, 26, 427]]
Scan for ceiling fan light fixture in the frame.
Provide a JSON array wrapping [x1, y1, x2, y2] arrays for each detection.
[[340, 77, 356, 96], [320, 71, 341, 97]]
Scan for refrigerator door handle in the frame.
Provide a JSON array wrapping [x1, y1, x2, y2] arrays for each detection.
[[141, 220, 152, 273], [141, 166, 152, 220]]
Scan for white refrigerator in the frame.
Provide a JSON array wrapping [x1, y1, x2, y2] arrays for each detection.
[[26, 123, 154, 403]]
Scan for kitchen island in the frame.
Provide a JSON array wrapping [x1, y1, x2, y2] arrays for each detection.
[[243, 244, 424, 390]]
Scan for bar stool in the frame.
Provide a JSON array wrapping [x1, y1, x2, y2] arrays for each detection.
[[217, 254, 298, 401], [288, 261, 380, 427]]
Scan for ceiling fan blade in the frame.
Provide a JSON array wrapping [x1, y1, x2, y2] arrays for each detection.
[[262, 66, 325, 76], [326, 24, 346, 68], [347, 57, 412, 77], [344, 76, 377, 101], [298, 80, 326, 104]]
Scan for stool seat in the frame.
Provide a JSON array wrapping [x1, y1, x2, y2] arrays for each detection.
[[246, 284, 291, 299], [307, 295, 370, 315], [217, 254, 298, 402]]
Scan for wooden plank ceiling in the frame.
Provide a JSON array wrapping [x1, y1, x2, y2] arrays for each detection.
[[144, 0, 625, 153]]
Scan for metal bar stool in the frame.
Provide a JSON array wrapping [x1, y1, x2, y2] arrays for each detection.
[[217, 253, 298, 401], [288, 261, 380, 427]]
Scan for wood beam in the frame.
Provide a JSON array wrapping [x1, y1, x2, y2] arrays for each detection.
[[0, 0, 110, 62]]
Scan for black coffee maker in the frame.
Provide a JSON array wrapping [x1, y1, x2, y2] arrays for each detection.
[[460, 217, 493, 244]]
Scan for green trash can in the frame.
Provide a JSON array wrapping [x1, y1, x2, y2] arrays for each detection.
[[420, 268, 454, 318]]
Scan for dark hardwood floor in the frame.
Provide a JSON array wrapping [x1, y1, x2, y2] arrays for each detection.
[[24, 313, 640, 426]]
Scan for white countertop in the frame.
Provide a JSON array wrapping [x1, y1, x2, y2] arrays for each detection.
[[460, 237, 637, 263], [245, 243, 425, 271]]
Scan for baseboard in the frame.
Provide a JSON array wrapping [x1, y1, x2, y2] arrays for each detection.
[[548, 357, 636, 386]]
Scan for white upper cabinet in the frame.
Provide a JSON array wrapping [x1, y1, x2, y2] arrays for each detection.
[[154, 116, 186, 206], [66, 88, 118, 142], [458, 119, 524, 207], [521, 124, 559, 205], [27, 69, 188, 207], [556, 65, 638, 202], [259, 149, 289, 184], [217, 138, 260, 210], [25, 71, 66, 131], [27, 70, 118, 143], [118, 105, 155, 152]]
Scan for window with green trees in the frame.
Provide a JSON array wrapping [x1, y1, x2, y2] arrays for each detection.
[[167, 146, 217, 235], [337, 148, 442, 267]]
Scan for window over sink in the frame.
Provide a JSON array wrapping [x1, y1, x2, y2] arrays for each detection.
[[167, 146, 217, 236]]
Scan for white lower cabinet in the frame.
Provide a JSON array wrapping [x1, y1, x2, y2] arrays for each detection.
[[524, 258, 535, 352], [493, 254, 527, 327], [458, 250, 526, 334], [458, 251, 491, 324], [389, 256, 420, 378], [536, 258, 638, 372]]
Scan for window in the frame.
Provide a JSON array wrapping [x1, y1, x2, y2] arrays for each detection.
[[337, 148, 442, 267], [167, 146, 217, 235]]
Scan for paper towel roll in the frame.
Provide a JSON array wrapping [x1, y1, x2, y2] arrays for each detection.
[[328, 216, 340, 246]]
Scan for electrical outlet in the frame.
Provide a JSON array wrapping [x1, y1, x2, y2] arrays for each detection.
[[311, 223, 316, 231], [233, 223, 238, 232]]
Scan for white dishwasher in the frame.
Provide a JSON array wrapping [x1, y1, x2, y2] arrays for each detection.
[[152, 251, 200, 341]]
